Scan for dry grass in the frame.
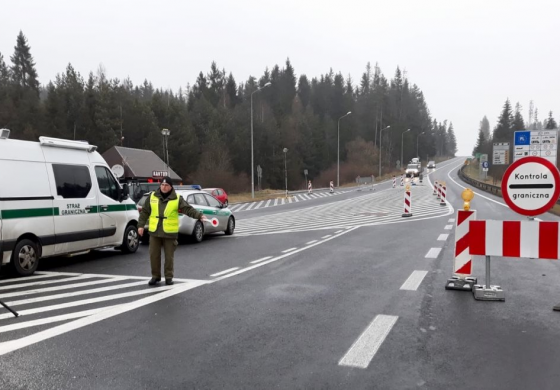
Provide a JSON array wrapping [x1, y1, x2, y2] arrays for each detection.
[[229, 189, 288, 204]]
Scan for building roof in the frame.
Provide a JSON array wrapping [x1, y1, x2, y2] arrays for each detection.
[[102, 146, 182, 181]]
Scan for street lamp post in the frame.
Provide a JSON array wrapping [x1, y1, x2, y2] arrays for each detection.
[[417, 132, 425, 158], [161, 128, 170, 171], [378, 125, 391, 177], [337, 111, 352, 187], [283, 148, 289, 198], [251, 82, 272, 199], [401, 128, 411, 170]]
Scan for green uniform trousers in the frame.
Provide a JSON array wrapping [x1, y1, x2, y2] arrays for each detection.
[[149, 236, 178, 279]]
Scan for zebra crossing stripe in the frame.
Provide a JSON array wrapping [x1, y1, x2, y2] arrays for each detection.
[[265, 199, 272, 207]]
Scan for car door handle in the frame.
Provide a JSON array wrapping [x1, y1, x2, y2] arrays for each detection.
[[101, 205, 109, 211]]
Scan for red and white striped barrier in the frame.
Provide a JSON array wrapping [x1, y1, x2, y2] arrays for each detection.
[[440, 184, 446, 206], [329, 181, 334, 193], [436, 183, 441, 199], [400, 175, 404, 186], [469, 220, 560, 260], [308, 181, 312, 194], [402, 190, 412, 217], [433, 181, 438, 195], [446, 210, 478, 291], [392, 176, 396, 188]]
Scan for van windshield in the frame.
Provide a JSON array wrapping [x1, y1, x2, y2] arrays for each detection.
[[407, 164, 419, 169]]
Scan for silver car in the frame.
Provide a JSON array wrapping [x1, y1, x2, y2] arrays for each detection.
[[138, 189, 235, 243]]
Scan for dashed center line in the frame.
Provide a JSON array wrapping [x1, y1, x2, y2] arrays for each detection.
[[282, 247, 298, 253], [338, 315, 399, 369], [444, 225, 453, 230], [210, 268, 240, 277], [448, 218, 455, 223], [250, 256, 273, 264], [437, 234, 449, 241], [425, 248, 442, 258], [335, 230, 343, 234], [321, 235, 332, 239], [400, 271, 428, 291], [305, 240, 318, 245]]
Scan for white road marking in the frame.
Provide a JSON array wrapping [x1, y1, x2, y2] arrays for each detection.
[[255, 200, 265, 209], [444, 225, 453, 230], [321, 235, 332, 239], [294, 196, 299, 202], [5, 281, 148, 306], [437, 234, 449, 241], [338, 315, 399, 369], [400, 271, 428, 291], [335, 230, 343, 234], [265, 199, 272, 208], [0, 305, 122, 334], [0, 277, 128, 298], [245, 202, 257, 211], [0, 279, 209, 356], [273, 199, 279, 206], [425, 248, 442, 258], [213, 228, 359, 281], [250, 256, 273, 264], [448, 218, 455, 223], [0, 272, 68, 285], [235, 203, 248, 212], [210, 268, 240, 277], [305, 240, 318, 245], [0, 274, 110, 291], [282, 247, 298, 253]]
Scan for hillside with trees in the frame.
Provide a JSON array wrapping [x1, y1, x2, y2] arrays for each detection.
[[0, 31, 457, 192]]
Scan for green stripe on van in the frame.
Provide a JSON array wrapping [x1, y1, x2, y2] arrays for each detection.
[[1, 207, 59, 219]]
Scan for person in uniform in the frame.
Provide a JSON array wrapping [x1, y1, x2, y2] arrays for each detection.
[[138, 177, 206, 286]]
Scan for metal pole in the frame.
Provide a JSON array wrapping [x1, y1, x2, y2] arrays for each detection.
[[401, 132, 404, 169], [251, 92, 254, 199], [485, 255, 491, 287], [337, 118, 340, 188], [284, 152, 288, 198]]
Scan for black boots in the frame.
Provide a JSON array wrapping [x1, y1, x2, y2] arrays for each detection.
[[148, 278, 161, 286], [165, 278, 174, 285]]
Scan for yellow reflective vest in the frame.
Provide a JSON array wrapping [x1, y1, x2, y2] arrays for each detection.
[[148, 192, 179, 233]]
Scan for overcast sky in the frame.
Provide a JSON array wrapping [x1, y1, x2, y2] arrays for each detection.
[[1, 0, 558, 155]]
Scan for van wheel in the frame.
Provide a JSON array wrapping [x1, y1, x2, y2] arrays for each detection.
[[192, 221, 204, 243], [120, 225, 140, 253], [12, 239, 40, 276], [225, 217, 235, 235]]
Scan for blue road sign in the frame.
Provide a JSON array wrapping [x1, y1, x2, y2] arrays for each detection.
[[514, 131, 531, 146], [482, 161, 489, 169]]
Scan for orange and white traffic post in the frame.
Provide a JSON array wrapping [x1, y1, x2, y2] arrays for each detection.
[[433, 180, 438, 195], [402, 184, 412, 217], [445, 188, 478, 291], [439, 182, 447, 206]]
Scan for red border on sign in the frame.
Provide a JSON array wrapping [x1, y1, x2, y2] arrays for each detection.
[[501, 156, 560, 216]]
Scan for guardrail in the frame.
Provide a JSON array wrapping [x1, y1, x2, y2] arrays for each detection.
[[458, 165, 560, 205]]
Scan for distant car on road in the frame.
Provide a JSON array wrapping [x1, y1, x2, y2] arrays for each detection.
[[138, 189, 235, 244], [203, 188, 229, 206], [427, 161, 436, 169], [405, 163, 421, 177]]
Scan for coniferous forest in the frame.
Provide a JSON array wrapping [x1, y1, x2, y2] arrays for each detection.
[[0, 32, 457, 193]]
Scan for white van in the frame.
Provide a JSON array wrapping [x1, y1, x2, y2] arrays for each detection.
[[0, 130, 140, 276]]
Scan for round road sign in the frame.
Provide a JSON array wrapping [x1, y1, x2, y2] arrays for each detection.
[[501, 156, 560, 216]]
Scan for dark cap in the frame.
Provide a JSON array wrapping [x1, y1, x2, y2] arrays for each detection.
[[161, 176, 173, 187]]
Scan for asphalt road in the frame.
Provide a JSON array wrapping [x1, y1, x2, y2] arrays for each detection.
[[1, 157, 559, 390]]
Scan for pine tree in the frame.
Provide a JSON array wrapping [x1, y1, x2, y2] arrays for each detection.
[[480, 116, 490, 140], [512, 103, 525, 131], [492, 99, 513, 142], [297, 75, 311, 108], [545, 111, 558, 129], [447, 122, 458, 156], [10, 31, 40, 95], [473, 128, 486, 155]]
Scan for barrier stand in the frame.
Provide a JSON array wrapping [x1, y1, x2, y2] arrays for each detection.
[[0, 300, 19, 318], [554, 303, 560, 312], [445, 189, 478, 291], [473, 255, 505, 301], [392, 176, 396, 188], [440, 183, 447, 206], [402, 184, 412, 217], [433, 180, 438, 195]]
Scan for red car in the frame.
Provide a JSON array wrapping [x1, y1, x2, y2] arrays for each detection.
[[203, 188, 229, 207]]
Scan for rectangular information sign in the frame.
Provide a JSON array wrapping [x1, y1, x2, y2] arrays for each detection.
[[514, 130, 558, 164], [492, 142, 509, 165]]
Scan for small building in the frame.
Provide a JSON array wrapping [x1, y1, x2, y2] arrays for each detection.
[[102, 146, 182, 202], [102, 146, 182, 182]]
